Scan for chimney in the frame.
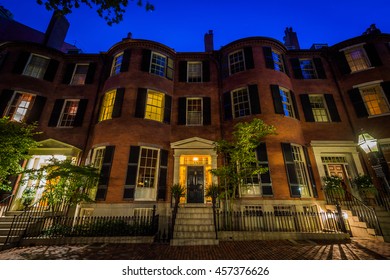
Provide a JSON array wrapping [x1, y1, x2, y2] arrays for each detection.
[[204, 30, 214, 52], [283, 27, 300, 50], [44, 11, 70, 50]]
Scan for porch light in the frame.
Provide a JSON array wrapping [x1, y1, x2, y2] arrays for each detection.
[[358, 132, 378, 154], [193, 157, 199, 162]]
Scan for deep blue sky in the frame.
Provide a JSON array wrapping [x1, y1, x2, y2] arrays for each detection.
[[2, 0, 389, 53]]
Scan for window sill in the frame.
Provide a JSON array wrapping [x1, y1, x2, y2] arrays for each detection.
[[368, 112, 390, 119], [350, 66, 375, 74]]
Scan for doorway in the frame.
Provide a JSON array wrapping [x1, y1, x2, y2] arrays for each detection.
[[187, 166, 204, 203]]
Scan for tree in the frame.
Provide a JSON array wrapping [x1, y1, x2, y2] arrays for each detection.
[[0, 117, 39, 191], [24, 158, 99, 215], [210, 118, 276, 208], [36, 0, 155, 25]]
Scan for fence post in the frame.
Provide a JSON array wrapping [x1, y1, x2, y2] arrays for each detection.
[[336, 203, 347, 233]]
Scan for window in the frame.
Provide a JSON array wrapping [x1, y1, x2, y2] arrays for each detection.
[[137, 147, 159, 188], [150, 52, 167, 77], [299, 59, 317, 79], [145, 90, 164, 122], [291, 145, 311, 198], [5, 92, 35, 122], [279, 87, 295, 118], [272, 50, 285, 72], [231, 87, 251, 118], [58, 100, 79, 127], [186, 98, 202, 125], [229, 50, 245, 75], [309, 95, 330, 122], [111, 52, 123, 76], [187, 62, 202, 82], [70, 64, 89, 85], [98, 90, 116, 121], [344, 46, 370, 72], [92, 147, 105, 171], [359, 84, 390, 116], [23, 54, 50, 79]]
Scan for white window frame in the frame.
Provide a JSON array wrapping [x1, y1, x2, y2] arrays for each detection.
[[231, 87, 251, 118], [341, 44, 371, 73], [186, 97, 203, 126], [145, 89, 165, 122], [299, 59, 317, 79], [23, 53, 50, 79], [291, 144, 312, 198], [57, 99, 80, 127], [308, 94, 331, 122], [279, 87, 295, 118], [110, 52, 124, 76], [5, 91, 36, 122], [358, 84, 390, 117], [228, 49, 245, 75], [187, 61, 202, 83], [272, 49, 284, 73], [70, 64, 89, 85], [98, 89, 117, 122], [150, 51, 167, 77]]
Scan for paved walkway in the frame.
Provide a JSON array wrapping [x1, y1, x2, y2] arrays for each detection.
[[0, 238, 389, 260]]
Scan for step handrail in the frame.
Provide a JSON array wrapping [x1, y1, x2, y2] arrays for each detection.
[[0, 194, 14, 217]]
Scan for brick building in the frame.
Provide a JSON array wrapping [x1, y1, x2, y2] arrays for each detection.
[[1, 12, 389, 218]]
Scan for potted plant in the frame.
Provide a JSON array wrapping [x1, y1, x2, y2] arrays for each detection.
[[21, 187, 36, 209], [171, 184, 185, 210], [322, 175, 345, 200], [205, 183, 220, 209], [353, 174, 377, 204]]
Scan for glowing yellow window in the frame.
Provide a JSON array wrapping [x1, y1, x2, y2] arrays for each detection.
[[145, 90, 164, 122], [360, 84, 390, 116], [98, 90, 116, 121]]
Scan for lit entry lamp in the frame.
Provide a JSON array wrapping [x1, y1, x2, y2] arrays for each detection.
[[357, 131, 390, 192]]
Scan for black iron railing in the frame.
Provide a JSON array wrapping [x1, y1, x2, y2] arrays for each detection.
[[0, 194, 14, 217], [375, 188, 390, 212], [216, 210, 347, 233], [323, 188, 382, 236]]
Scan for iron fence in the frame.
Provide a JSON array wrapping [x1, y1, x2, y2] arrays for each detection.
[[216, 210, 347, 233], [0, 194, 13, 217]]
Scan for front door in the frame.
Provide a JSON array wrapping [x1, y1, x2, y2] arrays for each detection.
[[187, 166, 204, 203], [328, 164, 351, 192]]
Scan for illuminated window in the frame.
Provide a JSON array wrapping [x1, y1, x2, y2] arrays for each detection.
[[145, 90, 164, 122], [137, 147, 159, 188], [187, 98, 202, 125], [272, 50, 285, 72], [58, 100, 79, 127], [291, 145, 311, 198], [299, 59, 317, 79], [344, 47, 370, 72], [229, 50, 245, 75], [6, 92, 35, 122], [111, 52, 123, 76], [23, 54, 49, 79], [359, 84, 390, 116], [231, 87, 251, 118], [187, 62, 202, 82], [98, 90, 116, 121], [70, 64, 88, 85], [279, 87, 295, 118], [309, 95, 330, 122]]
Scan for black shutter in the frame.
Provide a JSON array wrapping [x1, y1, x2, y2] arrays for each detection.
[[300, 94, 315, 122], [0, 51, 8, 72], [223, 91, 232, 120], [62, 63, 75, 84], [43, 59, 59, 81], [290, 91, 300, 120], [178, 97, 187, 125], [112, 87, 125, 118], [163, 94, 172, 124], [270, 85, 284, 114], [336, 51, 351, 74], [203, 97, 211, 125], [73, 99, 88, 127], [324, 94, 341, 122], [157, 149, 169, 200], [348, 88, 368, 118], [282, 54, 290, 76], [202, 60, 210, 82], [313, 57, 326, 79], [166, 57, 174, 80], [96, 146, 115, 201], [364, 44, 382, 67], [263, 47, 274, 69], [48, 99, 65, 127], [178, 61, 187, 82], [303, 146, 318, 198], [96, 96, 103, 123], [141, 49, 151, 72], [248, 84, 261, 115], [281, 143, 301, 197], [13, 52, 30, 74], [256, 143, 273, 196], [0, 89, 14, 116], [135, 88, 147, 118], [120, 49, 131, 72], [290, 58, 303, 79], [124, 146, 140, 199], [222, 55, 229, 78], [244, 47, 254, 69], [85, 62, 96, 84], [26, 96, 46, 123], [381, 81, 390, 104]]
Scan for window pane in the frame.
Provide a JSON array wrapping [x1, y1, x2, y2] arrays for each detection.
[[137, 148, 159, 188], [145, 90, 164, 122], [71, 64, 88, 85], [7, 92, 35, 122], [345, 47, 370, 72], [279, 87, 295, 118], [99, 90, 116, 121], [111, 52, 123, 76], [360, 85, 390, 116], [58, 100, 79, 127], [187, 98, 202, 125], [272, 50, 284, 72], [229, 50, 245, 74], [291, 145, 311, 198], [23, 54, 49, 79], [150, 52, 166, 77], [232, 88, 251, 118], [309, 95, 330, 122], [187, 62, 202, 82], [299, 59, 317, 79]]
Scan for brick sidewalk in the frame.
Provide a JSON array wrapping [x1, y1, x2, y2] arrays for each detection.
[[0, 239, 389, 260]]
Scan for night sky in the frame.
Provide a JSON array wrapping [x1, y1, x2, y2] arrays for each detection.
[[1, 0, 389, 53]]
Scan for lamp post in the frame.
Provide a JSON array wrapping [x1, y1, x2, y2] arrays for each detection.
[[357, 131, 390, 193]]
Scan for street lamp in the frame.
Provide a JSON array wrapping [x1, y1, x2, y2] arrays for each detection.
[[357, 131, 390, 193]]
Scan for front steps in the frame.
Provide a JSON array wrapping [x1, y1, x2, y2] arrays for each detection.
[[171, 206, 219, 246], [374, 207, 390, 242]]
